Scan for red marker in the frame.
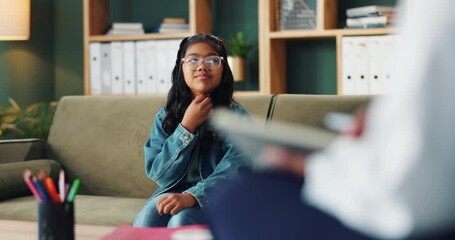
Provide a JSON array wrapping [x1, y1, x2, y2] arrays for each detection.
[[44, 177, 61, 202]]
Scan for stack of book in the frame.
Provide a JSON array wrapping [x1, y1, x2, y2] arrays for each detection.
[[158, 18, 189, 33], [345, 5, 398, 29], [107, 22, 144, 35]]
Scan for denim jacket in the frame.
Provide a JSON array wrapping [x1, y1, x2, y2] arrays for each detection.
[[144, 103, 251, 208]]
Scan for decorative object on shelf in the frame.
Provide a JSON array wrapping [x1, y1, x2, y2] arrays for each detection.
[[279, 0, 316, 30], [0, 0, 30, 40], [227, 32, 253, 82], [0, 98, 57, 141]]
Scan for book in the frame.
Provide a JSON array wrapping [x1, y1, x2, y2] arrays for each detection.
[[346, 5, 396, 18], [346, 15, 394, 28], [209, 109, 337, 163], [101, 224, 209, 240], [108, 22, 144, 35], [107, 29, 144, 35], [162, 17, 186, 24], [112, 22, 144, 31], [158, 23, 190, 33]]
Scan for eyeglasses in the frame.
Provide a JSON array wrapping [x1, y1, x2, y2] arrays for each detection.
[[181, 56, 224, 70]]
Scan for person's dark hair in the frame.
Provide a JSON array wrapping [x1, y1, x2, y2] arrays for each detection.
[[163, 34, 235, 154]]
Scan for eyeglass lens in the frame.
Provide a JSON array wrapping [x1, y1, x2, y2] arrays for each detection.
[[183, 56, 223, 70]]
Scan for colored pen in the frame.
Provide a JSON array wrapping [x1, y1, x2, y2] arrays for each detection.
[[33, 178, 49, 202], [23, 170, 42, 201], [44, 177, 61, 203], [58, 170, 66, 202], [66, 178, 80, 202], [38, 169, 46, 180], [65, 183, 70, 197]]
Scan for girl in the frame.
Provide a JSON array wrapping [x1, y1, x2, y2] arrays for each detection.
[[134, 34, 251, 227]]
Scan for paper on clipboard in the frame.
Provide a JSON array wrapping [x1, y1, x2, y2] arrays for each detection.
[[210, 109, 338, 161]]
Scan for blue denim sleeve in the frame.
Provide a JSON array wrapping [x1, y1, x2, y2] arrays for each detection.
[[144, 108, 198, 188], [184, 104, 253, 208]]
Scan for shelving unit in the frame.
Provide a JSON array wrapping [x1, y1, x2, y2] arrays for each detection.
[[258, 0, 396, 94], [82, 0, 212, 95]]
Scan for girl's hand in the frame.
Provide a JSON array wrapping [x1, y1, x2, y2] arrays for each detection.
[[156, 193, 197, 215], [181, 95, 213, 133]]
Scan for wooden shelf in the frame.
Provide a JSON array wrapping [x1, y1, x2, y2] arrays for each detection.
[[82, 0, 212, 95], [258, 0, 399, 94], [88, 32, 193, 42], [268, 28, 394, 39]]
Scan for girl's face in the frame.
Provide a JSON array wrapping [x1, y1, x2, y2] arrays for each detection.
[[182, 42, 223, 97]]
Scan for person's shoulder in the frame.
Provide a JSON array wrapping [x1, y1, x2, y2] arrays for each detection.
[[229, 102, 250, 116]]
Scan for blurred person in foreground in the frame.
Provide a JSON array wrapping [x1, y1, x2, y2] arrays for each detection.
[[207, 0, 455, 239]]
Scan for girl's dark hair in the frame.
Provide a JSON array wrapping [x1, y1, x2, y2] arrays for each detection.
[[163, 34, 235, 153]]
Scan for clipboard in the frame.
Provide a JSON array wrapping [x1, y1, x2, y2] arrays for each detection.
[[210, 109, 338, 160]]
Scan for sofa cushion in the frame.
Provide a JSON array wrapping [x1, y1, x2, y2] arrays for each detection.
[[0, 159, 61, 200], [0, 195, 146, 226]]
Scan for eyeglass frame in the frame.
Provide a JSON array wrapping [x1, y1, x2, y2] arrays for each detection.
[[181, 55, 224, 71]]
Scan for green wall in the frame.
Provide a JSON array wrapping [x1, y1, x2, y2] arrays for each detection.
[[0, 0, 400, 108], [54, 1, 83, 100], [212, 0, 259, 91]]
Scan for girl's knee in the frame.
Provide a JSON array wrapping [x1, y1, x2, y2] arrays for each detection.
[[167, 208, 202, 227], [133, 199, 165, 227]]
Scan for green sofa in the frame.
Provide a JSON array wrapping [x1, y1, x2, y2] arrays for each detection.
[[0, 94, 370, 226]]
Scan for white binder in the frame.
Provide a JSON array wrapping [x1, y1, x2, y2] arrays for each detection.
[[352, 37, 369, 95], [368, 35, 396, 95], [89, 42, 102, 95], [145, 40, 158, 93], [110, 42, 124, 94], [122, 41, 136, 94], [135, 41, 148, 94], [156, 40, 170, 94], [341, 37, 356, 95], [367, 36, 383, 94], [162, 39, 180, 93], [100, 43, 112, 94], [379, 35, 395, 94]]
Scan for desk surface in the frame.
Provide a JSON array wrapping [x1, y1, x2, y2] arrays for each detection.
[[0, 219, 115, 240]]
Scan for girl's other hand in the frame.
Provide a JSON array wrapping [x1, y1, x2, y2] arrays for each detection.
[[156, 193, 197, 215], [181, 94, 213, 133]]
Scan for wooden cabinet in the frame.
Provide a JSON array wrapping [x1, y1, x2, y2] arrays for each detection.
[[82, 0, 212, 95], [258, 0, 396, 94]]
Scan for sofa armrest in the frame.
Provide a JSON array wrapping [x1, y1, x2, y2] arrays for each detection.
[[0, 138, 46, 164], [0, 159, 62, 201]]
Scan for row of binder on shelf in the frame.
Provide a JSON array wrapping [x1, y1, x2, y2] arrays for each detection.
[[89, 39, 181, 95], [341, 35, 401, 95]]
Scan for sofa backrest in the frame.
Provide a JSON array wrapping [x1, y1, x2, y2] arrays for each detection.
[[269, 94, 371, 128], [46, 94, 274, 198], [47, 95, 164, 198]]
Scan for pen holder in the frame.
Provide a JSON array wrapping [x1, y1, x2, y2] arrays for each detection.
[[38, 201, 74, 240]]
